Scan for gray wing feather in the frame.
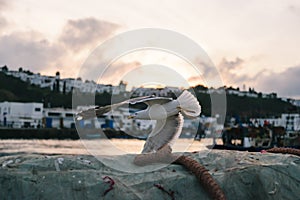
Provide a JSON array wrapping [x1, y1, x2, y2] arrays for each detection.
[[76, 95, 173, 120], [130, 97, 173, 106], [141, 113, 184, 153], [75, 95, 154, 120]]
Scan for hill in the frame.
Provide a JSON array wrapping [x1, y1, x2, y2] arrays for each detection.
[[0, 71, 297, 118], [0, 72, 114, 108], [0, 71, 71, 107]]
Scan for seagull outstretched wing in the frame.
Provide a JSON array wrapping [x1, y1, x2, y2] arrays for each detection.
[[75, 95, 155, 120]]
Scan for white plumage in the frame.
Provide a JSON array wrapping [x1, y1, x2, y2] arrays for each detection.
[[76, 90, 201, 153], [177, 90, 202, 118]]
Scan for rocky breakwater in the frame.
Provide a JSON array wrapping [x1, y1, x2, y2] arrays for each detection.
[[0, 150, 299, 200]]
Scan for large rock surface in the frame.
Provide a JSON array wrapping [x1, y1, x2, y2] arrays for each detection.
[[0, 150, 299, 200]]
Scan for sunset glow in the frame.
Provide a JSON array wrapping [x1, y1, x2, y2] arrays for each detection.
[[0, 0, 299, 98]]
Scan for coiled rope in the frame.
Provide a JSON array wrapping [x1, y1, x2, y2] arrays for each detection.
[[134, 145, 226, 200]]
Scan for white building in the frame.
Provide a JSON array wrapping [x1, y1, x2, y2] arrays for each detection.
[[281, 113, 300, 131], [0, 102, 43, 128], [43, 108, 76, 128], [262, 93, 277, 99], [112, 81, 127, 95], [132, 87, 182, 97], [251, 113, 300, 131], [227, 89, 241, 95], [3, 69, 128, 94], [291, 99, 300, 107]]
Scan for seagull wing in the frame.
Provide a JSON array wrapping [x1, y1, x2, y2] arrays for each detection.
[[75, 95, 154, 120], [141, 113, 184, 153], [130, 96, 173, 106]]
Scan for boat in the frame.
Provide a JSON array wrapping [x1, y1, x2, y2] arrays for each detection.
[[213, 126, 300, 151]]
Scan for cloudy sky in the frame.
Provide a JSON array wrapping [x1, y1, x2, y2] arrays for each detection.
[[0, 0, 300, 98]]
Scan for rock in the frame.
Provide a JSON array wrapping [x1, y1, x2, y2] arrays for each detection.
[[0, 150, 299, 200]]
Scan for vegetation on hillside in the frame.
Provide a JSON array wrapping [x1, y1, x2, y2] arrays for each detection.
[[0, 72, 117, 108], [0, 71, 297, 118]]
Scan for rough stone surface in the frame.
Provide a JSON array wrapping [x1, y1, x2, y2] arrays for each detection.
[[0, 150, 299, 200]]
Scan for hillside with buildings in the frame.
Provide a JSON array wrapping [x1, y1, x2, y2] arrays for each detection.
[[0, 65, 298, 118], [0, 65, 299, 139]]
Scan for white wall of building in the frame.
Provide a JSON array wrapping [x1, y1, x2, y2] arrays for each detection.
[[0, 102, 43, 128], [251, 113, 300, 131], [43, 108, 76, 128]]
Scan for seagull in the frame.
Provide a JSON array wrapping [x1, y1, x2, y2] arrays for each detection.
[[76, 90, 201, 153]]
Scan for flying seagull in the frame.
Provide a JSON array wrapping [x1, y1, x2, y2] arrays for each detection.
[[76, 90, 201, 153]]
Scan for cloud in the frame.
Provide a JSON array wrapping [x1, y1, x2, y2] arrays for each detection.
[[0, 16, 7, 31], [59, 17, 119, 52], [0, 0, 8, 10], [0, 0, 9, 33], [0, 31, 65, 72], [219, 57, 244, 70], [217, 57, 256, 86], [96, 61, 141, 85], [257, 66, 300, 98], [188, 57, 251, 88], [288, 5, 300, 16], [188, 76, 202, 83], [0, 17, 121, 78], [188, 56, 226, 88], [214, 57, 300, 98]]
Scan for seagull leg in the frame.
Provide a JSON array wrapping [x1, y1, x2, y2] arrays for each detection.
[[157, 144, 172, 154], [133, 145, 176, 166]]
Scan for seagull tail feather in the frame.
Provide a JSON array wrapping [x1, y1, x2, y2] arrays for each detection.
[[177, 90, 201, 118]]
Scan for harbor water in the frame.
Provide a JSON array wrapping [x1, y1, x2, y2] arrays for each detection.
[[0, 138, 219, 156]]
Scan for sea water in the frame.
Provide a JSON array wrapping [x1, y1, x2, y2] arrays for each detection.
[[0, 138, 219, 155]]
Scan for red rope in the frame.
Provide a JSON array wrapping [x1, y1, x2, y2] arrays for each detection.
[[266, 147, 300, 157], [102, 176, 115, 196], [134, 146, 226, 200]]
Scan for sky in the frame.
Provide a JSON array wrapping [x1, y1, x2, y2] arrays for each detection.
[[0, 0, 300, 98]]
